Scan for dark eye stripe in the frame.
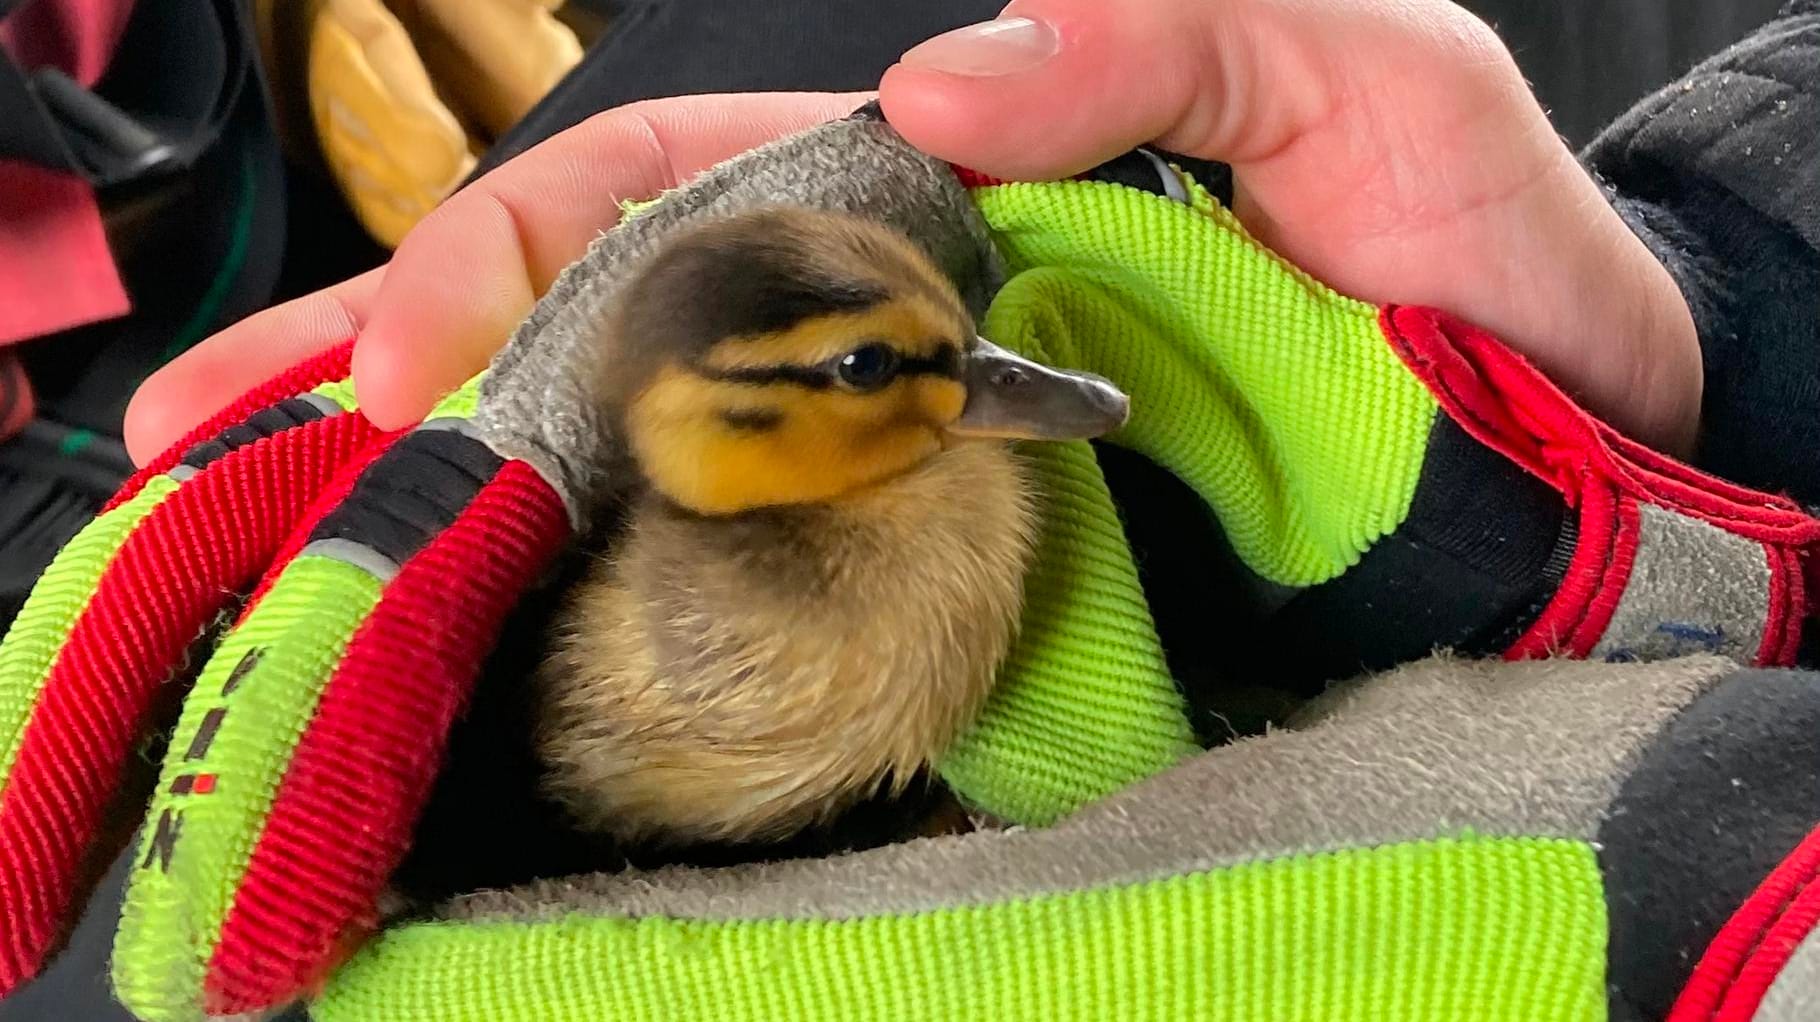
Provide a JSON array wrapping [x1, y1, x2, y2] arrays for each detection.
[[698, 364, 835, 389], [718, 408, 785, 432], [900, 343, 961, 379], [697, 343, 962, 391]]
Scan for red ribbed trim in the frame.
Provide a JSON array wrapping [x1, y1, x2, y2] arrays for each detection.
[[1506, 490, 1641, 661], [950, 165, 1009, 189], [107, 341, 356, 512], [949, 164, 1102, 190], [1757, 543, 1807, 668], [234, 430, 403, 627], [1381, 306, 1820, 545], [1719, 878, 1820, 1021], [1671, 823, 1820, 1021], [0, 411, 381, 994], [202, 461, 570, 1015], [1381, 305, 1820, 666]]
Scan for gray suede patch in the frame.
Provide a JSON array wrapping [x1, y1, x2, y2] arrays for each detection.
[[439, 654, 1731, 925], [1592, 503, 1771, 663], [1758, 924, 1820, 1021], [470, 115, 1003, 524]]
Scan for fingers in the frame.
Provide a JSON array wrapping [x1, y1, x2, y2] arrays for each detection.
[[123, 269, 383, 465], [351, 90, 872, 430], [126, 91, 870, 458]]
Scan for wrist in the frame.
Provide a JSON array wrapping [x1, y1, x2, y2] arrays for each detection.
[[1485, 148, 1704, 457]]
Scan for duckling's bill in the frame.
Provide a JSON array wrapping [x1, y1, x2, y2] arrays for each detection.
[[946, 338, 1131, 442]]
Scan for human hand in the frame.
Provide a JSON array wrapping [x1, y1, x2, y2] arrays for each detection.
[[881, 0, 1701, 454], [122, 92, 871, 462], [126, 0, 1701, 464]]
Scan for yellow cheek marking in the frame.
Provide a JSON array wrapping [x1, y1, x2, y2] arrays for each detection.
[[918, 378, 967, 425], [627, 368, 947, 513], [698, 296, 967, 371]]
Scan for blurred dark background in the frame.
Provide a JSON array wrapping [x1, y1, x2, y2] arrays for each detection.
[[1482, 0, 1786, 144], [0, 0, 1790, 1018]]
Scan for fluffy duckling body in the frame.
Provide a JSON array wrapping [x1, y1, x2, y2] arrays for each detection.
[[535, 207, 1127, 847]]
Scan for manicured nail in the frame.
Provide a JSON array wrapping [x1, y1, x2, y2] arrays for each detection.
[[900, 16, 1058, 76]]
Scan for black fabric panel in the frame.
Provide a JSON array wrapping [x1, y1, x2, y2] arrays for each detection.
[[1607, 181, 1820, 507], [1250, 416, 1573, 695], [1084, 148, 1235, 208], [179, 397, 328, 471], [1584, 4, 1820, 509], [2, 62, 286, 626], [476, 0, 1785, 183], [1586, 0, 1818, 251], [2, 0, 286, 638], [1087, 150, 1170, 195], [1094, 444, 1288, 743], [307, 431, 502, 565], [1599, 667, 1820, 1019]]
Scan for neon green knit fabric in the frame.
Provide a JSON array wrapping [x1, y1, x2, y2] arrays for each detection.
[[314, 835, 1607, 1022], [940, 174, 1437, 824], [312, 377, 361, 413], [938, 435, 1195, 823], [0, 476, 178, 794], [982, 176, 1435, 587], [428, 373, 485, 421], [114, 555, 382, 1022], [619, 195, 664, 221]]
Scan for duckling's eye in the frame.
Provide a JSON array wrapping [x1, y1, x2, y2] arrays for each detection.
[[836, 343, 902, 391]]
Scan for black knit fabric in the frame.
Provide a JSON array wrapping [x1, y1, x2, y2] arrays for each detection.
[[1585, 1, 1820, 506]]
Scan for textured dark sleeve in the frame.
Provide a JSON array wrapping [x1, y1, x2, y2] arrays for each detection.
[[1582, 1, 1820, 503]]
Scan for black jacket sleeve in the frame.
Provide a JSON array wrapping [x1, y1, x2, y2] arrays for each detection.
[[1583, 1, 1820, 504]]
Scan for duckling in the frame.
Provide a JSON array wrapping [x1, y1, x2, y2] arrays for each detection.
[[534, 205, 1129, 848]]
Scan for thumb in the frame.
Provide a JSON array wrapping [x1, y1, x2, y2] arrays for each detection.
[[877, 0, 1520, 181]]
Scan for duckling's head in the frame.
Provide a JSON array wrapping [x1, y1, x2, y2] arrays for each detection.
[[605, 206, 1129, 515]]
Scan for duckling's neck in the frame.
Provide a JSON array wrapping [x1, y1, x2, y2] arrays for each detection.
[[637, 441, 1030, 604], [539, 441, 1036, 846]]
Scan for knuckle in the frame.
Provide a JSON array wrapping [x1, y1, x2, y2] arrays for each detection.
[[582, 102, 683, 197], [1419, 4, 1517, 75]]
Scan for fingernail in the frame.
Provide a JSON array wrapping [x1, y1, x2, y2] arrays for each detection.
[[900, 16, 1058, 76]]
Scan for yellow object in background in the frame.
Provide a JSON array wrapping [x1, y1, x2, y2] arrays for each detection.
[[391, 0, 586, 141], [257, 0, 587, 249], [310, 0, 475, 248]]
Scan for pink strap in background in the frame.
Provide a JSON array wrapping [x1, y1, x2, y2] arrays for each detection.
[[0, 0, 137, 440], [0, 0, 135, 84], [0, 353, 31, 439], [0, 158, 130, 345]]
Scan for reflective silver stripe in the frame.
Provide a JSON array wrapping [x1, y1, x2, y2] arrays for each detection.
[[1139, 149, 1189, 204], [297, 392, 346, 417], [416, 417, 487, 441], [298, 538, 400, 582]]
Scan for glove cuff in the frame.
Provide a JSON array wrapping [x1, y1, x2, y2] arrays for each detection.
[[1242, 305, 1820, 702], [1390, 304, 1817, 666]]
